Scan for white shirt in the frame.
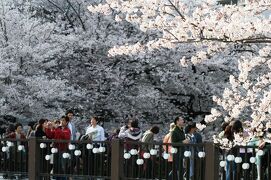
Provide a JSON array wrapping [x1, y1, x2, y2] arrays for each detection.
[[85, 125, 105, 141]]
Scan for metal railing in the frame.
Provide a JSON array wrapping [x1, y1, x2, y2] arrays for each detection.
[[35, 139, 111, 179], [6, 138, 269, 180], [120, 141, 207, 180], [0, 138, 29, 179], [218, 145, 271, 180]]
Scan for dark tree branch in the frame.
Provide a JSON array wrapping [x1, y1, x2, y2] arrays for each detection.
[[167, 0, 185, 21], [66, 0, 86, 31]]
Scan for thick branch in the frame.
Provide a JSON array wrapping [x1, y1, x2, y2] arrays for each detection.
[[170, 36, 271, 44]]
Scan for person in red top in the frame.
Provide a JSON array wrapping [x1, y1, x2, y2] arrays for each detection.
[[5, 123, 26, 175], [46, 116, 71, 152], [46, 116, 71, 180], [6, 123, 26, 140]]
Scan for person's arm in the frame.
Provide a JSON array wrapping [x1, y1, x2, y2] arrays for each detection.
[[141, 133, 153, 143], [163, 134, 170, 151], [63, 129, 71, 140], [45, 128, 55, 139], [85, 126, 91, 135], [100, 127, 105, 141], [118, 126, 127, 138], [171, 130, 177, 143], [127, 131, 142, 140]]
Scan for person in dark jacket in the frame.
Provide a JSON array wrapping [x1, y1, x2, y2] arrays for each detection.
[[35, 119, 48, 138], [170, 116, 189, 180], [171, 116, 188, 145]]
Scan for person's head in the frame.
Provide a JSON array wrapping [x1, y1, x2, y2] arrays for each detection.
[[15, 123, 23, 134], [113, 128, 120, 134], [38, 119, 47, 127], [126, 119, 133, 128], [27, 121, 36, 130], [224, 124, 234, 141], [66, 110, 74, 120], [174, 116, 186, 127], [186, 122, 197, 134], [221, 122, 230, 131], [7, 124, 15, 134], [90, 116, 99, 126], [61, 116, 70, 127], [150, 126, 160, 134], [54, 120, 61, 128], [231, 120, 243, 134], [130, 119, 139, 128]]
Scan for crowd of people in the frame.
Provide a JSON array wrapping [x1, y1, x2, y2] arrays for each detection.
[[2, 110, 271, 179], [1, 111, 203, 148], [0, 111, 205, 179], [217, 119, 271, 180]]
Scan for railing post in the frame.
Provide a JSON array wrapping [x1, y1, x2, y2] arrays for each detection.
[[205, 142, 219, 180], [28, 138, 40, 180], [111, 139, 124, 180]]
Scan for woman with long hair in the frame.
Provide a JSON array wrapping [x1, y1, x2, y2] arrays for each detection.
[[35, 119, 48, 138]]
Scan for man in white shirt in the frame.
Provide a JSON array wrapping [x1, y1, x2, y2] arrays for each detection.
[[85, 116, 105, 141]]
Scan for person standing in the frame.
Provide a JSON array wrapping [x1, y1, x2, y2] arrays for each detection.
[[141, 126, 160, 152], [6, 123, 26, 174], [163, 123, 176, 163], [66, 110, 77, 141], [141, 126, 160, 178], [35, 119, 48, 139], [85, 116, 105, 141], [26, 121, 36, 138], [46, 117, 71, 180], [6, 123, 26, 140], [170, 116, 189, 180], [85, 116, 105, 175]]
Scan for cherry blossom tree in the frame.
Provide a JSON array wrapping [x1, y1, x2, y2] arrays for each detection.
[[88, 0, 271, 140]]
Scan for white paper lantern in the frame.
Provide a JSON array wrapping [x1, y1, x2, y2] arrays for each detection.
[[136, 159, 144, 165], [92, 147, 99, 154], [219, 161, 226, 167], [86, 144, 93, 149], [7, 141, 14, 147], [40, 143, 47, 149], [198, 152, 205, 158], [234, 157, 242, 164], [257, 150, 264, 156], [163, 153, 170, 160], [124, 153, 131, 159], [2, 146, 8, 152], [99, 146, 106, 153], [68, 144, 75, 150], [250, 157, 256, 164], [18, 145, 24, 151], [45, 155, 51, 161], [150, 149, 157, 156], [62, 153, 70, 159], [227, 155, 235, 161], [74, 150, 81, 156], [170, 148, 178, 154], [184, 151, 191, 157], [130, 149, 138, 155], [51, 148, 58, 154], [143, 152, 151, 159], [242, 163, 250, 170]]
